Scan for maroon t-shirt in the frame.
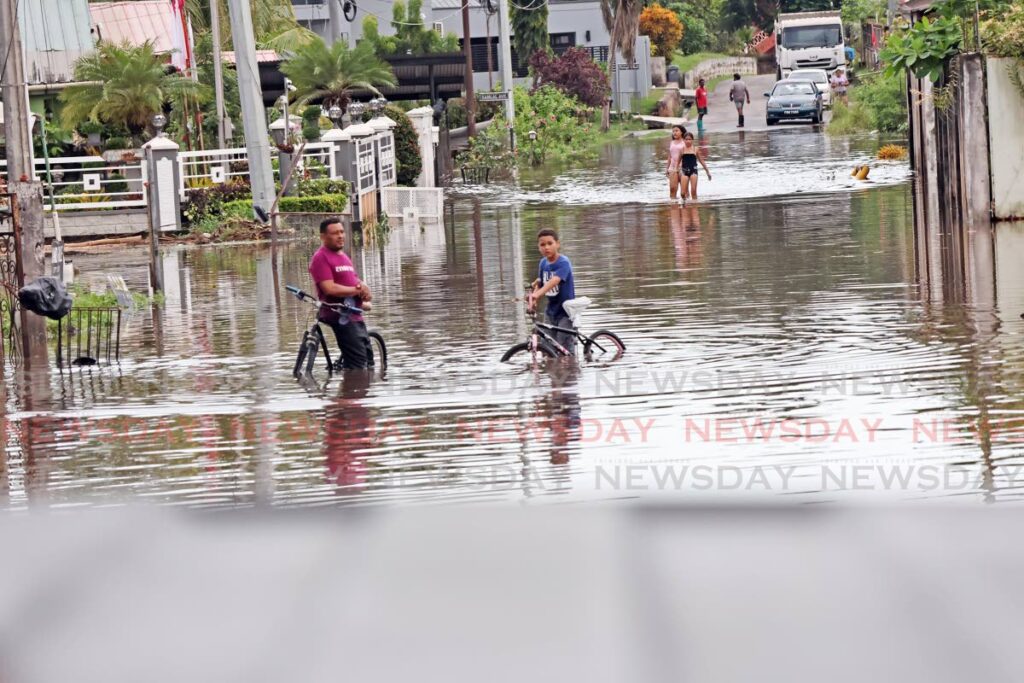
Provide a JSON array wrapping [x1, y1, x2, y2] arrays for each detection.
[[308, 246, 364, 323]]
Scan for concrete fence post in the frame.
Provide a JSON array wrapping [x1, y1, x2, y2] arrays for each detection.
[[141, 135, 182, 234], [406, 106, 436, 188]]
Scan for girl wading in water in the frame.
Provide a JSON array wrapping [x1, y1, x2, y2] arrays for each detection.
[[666, 125, 687, 202], [678, 131, 711, 202]]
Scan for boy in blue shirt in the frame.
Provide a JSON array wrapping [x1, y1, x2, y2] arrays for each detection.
[[528, 228, 576, 355]]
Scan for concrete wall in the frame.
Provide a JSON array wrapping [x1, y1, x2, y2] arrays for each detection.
[[681, 56, 757, 88], [49, 209, 150, 239], [985, 57, 1024, 220]]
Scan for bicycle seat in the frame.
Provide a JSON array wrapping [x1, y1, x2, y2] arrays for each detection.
[[562, 297, 592, 325]]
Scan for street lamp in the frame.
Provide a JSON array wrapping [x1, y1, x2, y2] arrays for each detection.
[[369, 97, 386, 115], [327, 104, 343, 129], [152, 113, 167, 137]]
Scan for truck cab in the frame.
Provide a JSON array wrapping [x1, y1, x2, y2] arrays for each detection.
[[775, 10, 847, 80]]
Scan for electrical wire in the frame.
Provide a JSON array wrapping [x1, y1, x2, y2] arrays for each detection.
[[506, 0, 547, 11]]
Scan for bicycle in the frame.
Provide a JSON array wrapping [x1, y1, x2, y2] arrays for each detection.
[[500, 292, 625, 362], [286, 285, 387, 377]]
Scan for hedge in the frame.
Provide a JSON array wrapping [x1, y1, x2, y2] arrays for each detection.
[[222, 193, 349, 218]]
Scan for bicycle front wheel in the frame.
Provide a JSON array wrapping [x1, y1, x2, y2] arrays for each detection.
[[301, 336, 319, 376], [501, 340, 557, 363], [294, 331, 311, 377], [583, 330, 625, 360], [368, 331, 388, 371]]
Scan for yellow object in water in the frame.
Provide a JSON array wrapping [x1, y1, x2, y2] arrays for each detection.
[[855, 165, 870, 180], [851, 166, 861, 177]]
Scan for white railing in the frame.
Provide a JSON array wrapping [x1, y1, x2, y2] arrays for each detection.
[[178, 147, 251, 199], [296, 141, 336, 178], [0, 155, 148, 211]]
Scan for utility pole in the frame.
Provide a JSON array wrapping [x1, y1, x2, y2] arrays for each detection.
[[496, 0, 515, 148], [1, 0, 48, 366], [461, 2, 477, 136], [226, 0, 275, 219], [209, 0, 228, 148], [328, 0, 342, 43]]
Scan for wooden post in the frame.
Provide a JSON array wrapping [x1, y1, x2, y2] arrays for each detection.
[[461, 2, 477, 137], [11, 181, 48, 368]]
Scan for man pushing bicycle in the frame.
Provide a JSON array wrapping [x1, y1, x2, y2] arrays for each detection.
[[309, 217, 373, 369]]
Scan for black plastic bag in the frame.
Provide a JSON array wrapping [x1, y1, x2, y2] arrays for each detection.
[[18, 276, 72, 320]]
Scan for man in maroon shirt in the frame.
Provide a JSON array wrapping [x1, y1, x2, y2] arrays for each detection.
[[309, 217, 374, 369], [695, 78, 708, 130]]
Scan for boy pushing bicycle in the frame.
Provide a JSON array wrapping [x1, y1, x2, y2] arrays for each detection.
[[528, 228, 577, 356]]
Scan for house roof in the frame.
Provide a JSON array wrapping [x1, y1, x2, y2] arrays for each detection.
[[19, 0, 94, 84], [89, 1, 180, 56], [222, 50, 282, 64]]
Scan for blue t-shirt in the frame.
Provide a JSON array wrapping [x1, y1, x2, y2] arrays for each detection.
[[537, 255, 574, 320]]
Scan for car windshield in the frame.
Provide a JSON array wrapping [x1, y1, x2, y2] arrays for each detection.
[[773, 82, 816, 97], [790, 71, 827, 83], [781, 25, 842, 49]]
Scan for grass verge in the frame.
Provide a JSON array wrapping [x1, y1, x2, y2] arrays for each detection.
[[672, 52, 733, 73]]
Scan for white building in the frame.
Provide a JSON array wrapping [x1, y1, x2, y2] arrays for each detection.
[[292, 0, 612, 91]]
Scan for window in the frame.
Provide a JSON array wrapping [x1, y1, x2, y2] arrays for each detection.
[[549, 32, 576, 54], [781, 25, 842, 49], [773, 82, 816, 96]]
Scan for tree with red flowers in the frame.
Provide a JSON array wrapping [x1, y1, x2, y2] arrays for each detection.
[[528, 48, 611, 108], [639, 3, 685, 58]]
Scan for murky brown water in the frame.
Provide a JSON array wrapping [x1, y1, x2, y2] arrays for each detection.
[[4, 128, 1024, 508]]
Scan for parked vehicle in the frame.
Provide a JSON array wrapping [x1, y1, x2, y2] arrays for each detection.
[[775, 10, 848, 80], [764, 80, 824, 125], [785, 69, 833, 108]]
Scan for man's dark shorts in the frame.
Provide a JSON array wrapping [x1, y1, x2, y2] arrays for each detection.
[[697, 106, 708, 116], [325, 319, 372, 369]]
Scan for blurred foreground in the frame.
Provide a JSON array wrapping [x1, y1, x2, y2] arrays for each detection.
[[1, 504, 1021, 682]]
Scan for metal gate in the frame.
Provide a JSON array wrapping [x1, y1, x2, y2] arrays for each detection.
[[0, 192, 23, 365]]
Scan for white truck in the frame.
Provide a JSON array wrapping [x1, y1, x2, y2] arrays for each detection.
[[774, 10, 848, 80]]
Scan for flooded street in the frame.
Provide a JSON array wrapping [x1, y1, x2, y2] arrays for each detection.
[[4, 127, 1024, 508]]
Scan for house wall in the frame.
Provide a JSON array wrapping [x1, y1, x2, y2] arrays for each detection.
[[985, 57, 1024, 221]]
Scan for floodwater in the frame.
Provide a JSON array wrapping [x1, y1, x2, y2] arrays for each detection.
[[4, 126, 1024, 508]]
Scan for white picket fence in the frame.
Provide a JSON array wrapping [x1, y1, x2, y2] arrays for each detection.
[[178, 142, 339, 200], [0, 155, 148, 211]]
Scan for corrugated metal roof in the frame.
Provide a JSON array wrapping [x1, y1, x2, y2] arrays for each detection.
[[223, 50, 282, 64], [19, 0, 95, 84], [89, 1, 179, 55]]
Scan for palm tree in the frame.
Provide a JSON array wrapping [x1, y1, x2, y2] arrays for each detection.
[[600, 0, 644, 130], [60, 41, 204, 139], [280, 37, 397, 112], [185, 0, 316, 53]]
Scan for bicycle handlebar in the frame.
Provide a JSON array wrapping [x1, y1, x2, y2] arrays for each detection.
[[284, 284, 364, 314]]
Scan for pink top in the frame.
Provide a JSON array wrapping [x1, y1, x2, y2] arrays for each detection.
[[668, 139, 686, 172]]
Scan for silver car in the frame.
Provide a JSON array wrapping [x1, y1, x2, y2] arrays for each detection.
[[764, 80, 824, 125], [785, 69, 833, 108]]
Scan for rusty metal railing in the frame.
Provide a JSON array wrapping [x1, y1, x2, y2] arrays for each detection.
[[55, 306, 122, 367]]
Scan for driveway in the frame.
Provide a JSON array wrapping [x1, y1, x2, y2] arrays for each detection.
[[697, 73, 830, 133]]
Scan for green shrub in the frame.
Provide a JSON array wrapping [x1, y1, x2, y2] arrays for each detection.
[[223, 194, 349, 216], [827, 100, 873, 135], [386, 104, 422, 186], [827, 70, 907, 135], [855, 70, 908, 134], [513, 85, 596, 163], [296, 177, 348, 197], [280, 194, 348, 213]]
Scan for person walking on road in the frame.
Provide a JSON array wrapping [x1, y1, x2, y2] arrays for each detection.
[[729, 74, 751, 128], [695, 78, 709, 130]]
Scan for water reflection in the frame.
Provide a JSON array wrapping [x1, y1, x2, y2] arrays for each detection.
[[4, 131, 1024, 507]]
